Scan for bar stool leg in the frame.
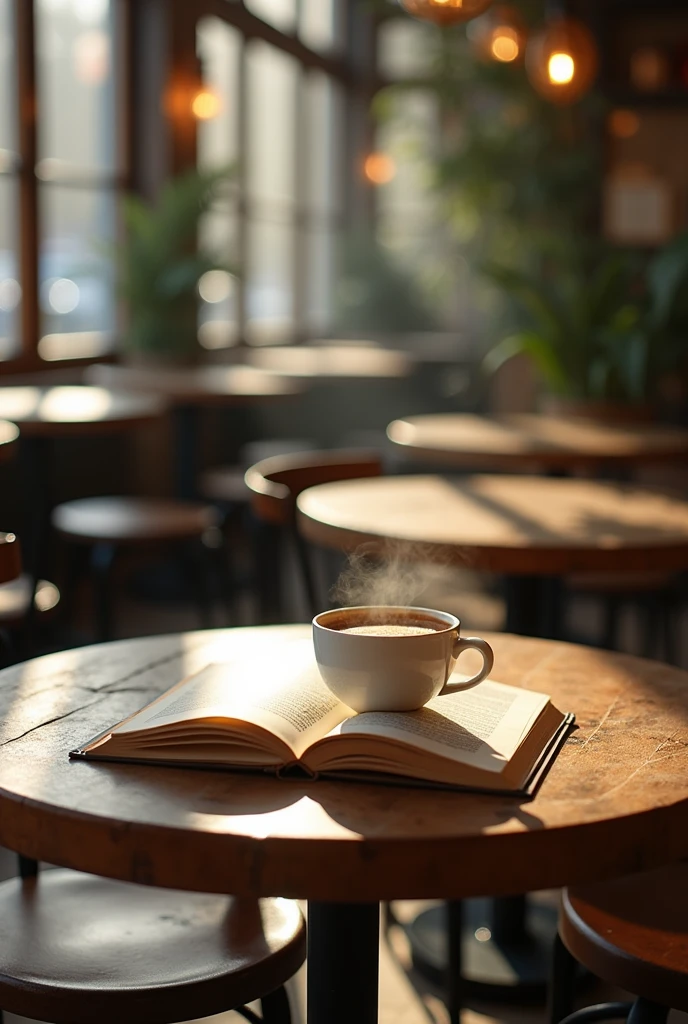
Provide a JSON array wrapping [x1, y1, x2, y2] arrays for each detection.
[[91, 542, 117, 643], [446, 900, 464, 1024], [260, 986, 293, 1023], [547, 933, 578, 1023], [627, 999, 669, 1024]]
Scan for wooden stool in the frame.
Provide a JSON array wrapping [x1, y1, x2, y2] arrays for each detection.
[[245, 450, 383, 621], [52, 497, 220, 641], [0, 860, 305, 1024], [548, 864, 688, 1023]]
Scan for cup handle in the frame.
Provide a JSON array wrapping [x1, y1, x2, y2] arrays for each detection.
[[438, 637, 494, 696]]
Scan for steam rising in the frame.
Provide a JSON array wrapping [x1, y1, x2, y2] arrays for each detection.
[[330, 541, 453, 611]]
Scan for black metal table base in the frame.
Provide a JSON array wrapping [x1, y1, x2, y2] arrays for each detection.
[[405, 897, 558, 1005], [307, 902, 380, 1024]]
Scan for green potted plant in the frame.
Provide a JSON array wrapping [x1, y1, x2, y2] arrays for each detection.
[[113, 166, 234, 366], [482, 236, 688, 421]]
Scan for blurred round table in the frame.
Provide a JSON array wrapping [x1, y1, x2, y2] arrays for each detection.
[[0, 386, 165, 575], [236, 343, 414, 381], [86, 363, 304, 497], [387, 413, 688, 472], [1, 626, 688, 1023]]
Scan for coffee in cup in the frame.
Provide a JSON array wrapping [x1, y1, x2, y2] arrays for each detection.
[[312, 605, 494, 713]]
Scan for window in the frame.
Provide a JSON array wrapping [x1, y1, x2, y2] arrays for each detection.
[[0, 0, 127, 370], [195, 2, 348, 348]]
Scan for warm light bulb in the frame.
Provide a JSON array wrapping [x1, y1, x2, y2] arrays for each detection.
[[491, 27, 520, 62], [548, 51, 575, 84], [526, 17, 597, 104], [191, 88, 222, 120], [398, 0, 493, 27], [363, 153, 396, 185]]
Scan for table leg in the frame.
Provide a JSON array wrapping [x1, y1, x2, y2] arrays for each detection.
[[307, 901, 379, 1024], [172, 405, 200, 500], [504, 576, 563, 639]]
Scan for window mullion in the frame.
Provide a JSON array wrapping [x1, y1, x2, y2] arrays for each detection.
[[16, 0, 39, 362]]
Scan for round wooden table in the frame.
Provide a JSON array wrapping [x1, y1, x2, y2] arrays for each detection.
[[387, 413, 688, 472], [297, 473, 688, 634], [1, 626, 687, 1023], [0, 385, 164, 437], [0, 386, 165, 577], [236, 343, 413, 381], [0, 420, 19, 461]]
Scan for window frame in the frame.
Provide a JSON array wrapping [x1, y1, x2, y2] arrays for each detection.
[[1, 0, 133, 374]]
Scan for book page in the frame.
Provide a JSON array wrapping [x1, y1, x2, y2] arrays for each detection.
[[113, 640, 351, 758], [319, 680, 549, 774]]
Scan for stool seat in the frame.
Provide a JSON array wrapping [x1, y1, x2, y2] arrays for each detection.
[[0, 574, 60, 625], [0, 869, 306, 1024], [561, 863, 688, 1011], [52, 497, 218, 544]]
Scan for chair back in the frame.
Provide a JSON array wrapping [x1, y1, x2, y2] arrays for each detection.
[[245, 450, 384, 527]]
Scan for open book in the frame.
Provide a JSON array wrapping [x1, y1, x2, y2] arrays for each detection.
[[71, 640, 573, 795]]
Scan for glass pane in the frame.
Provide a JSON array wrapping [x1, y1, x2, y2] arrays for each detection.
[[306, 226, 336, 335], [300, 0, 342, 53], [245, 0, 295, 34], [36, 0, 119, 172], [378, 17, 435, 80], [0, 0, 17, 154], [198, 206, 240, 349], [246, 42, 298, 209], [375, 90, 439, 221], [246, 218, 295, 345], [197, 18, 241, 171], [0, 176, 20, 360], [306, 73, 344, 216], [39, 185, 116, 357]]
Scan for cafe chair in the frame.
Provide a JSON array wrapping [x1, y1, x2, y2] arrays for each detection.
[[244, 449, 383, 621], [0, 533, 60, 665], [0, 855, 305, 1024], [51, 496, 221, 642], [548, 863, 688, 1024]]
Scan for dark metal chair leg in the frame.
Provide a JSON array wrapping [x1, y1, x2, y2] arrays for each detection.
[[601, 595, 621, 651], [185, 539, 214, 630], [446, 900, 464, 1024], [293, 525, 320, 619], [547, 932, 579, 1023], [91, 542, 117, 643], [18, 855, 39, 878], [254, 521, 284, 624], [260, 986, 293, 1023], [627, 999, 669, 1024]]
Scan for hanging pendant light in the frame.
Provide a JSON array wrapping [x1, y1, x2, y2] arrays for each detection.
[[398, 0, 494, 28], [469, 5, 526, 63], [526, 16, 598, 104]]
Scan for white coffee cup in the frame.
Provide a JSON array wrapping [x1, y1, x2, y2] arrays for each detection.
[[312, 605, 494, 713]]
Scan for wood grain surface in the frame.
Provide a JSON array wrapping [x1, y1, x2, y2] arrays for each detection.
[[0, 386, 164, 436], [297, 474, 688, 574], [0, 627, 687, 901], [0, 419, 19, 460], [86, 363, 303, 406], [561, 864, 688, 1008], [387, 414, 688, 470]]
